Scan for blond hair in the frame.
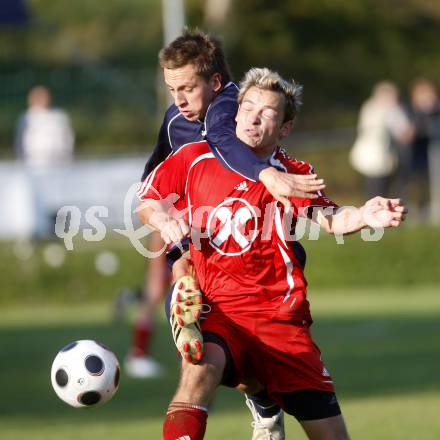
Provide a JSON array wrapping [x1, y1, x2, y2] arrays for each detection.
[[238, 68, 302, 122]]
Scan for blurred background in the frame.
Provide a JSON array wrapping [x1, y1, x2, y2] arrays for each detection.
[[1, 1, 440, 439]]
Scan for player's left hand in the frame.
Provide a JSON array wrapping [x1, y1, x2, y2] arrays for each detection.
[[361, 197, 408, 228], [259, 167, 325, 207]]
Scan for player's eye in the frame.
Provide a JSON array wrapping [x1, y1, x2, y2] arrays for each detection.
[[262, 109, 278, 120], [242, 103, 253, 112], [184, 87, 194, 93]]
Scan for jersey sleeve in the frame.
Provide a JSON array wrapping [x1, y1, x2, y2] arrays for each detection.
[[293, 190, 339, 219], [287, 161, 339, 218], [205, 98, 268, 182], [140, 113, 172, 182], [137, 148, 187, 205]]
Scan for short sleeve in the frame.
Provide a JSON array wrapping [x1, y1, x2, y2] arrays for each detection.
[[287, 161, 339, 218], [137, 149, 187, 205]]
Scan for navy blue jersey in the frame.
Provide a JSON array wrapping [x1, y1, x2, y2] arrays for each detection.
[[141, 82, 268, 182]]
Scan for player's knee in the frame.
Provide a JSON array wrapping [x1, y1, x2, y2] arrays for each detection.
[[180, 343, 225, 390]]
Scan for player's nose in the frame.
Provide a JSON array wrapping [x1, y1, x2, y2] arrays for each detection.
[[174, 91, 186, 107], [248, 110, 261, 125]]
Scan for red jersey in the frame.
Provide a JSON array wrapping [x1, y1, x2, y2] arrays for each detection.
[[138, 141, 338, 322]]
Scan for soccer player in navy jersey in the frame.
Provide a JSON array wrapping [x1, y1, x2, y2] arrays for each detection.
[[138, 67, 407, 440], [127, 29, 323, 440]]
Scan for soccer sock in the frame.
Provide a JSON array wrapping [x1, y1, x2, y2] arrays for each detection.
[[131, 319, 152, 357], [163, 402, 208, 440], [247, 390, 281, 418]]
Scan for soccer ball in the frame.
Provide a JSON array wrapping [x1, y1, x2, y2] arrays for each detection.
[[51, 339, 120, 408]]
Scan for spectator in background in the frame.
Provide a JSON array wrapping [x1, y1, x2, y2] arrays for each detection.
[[407, 79, 440, 222], [15, 85, 74, 168], [350, 81, 413, 199], [14, 85, 75, 238]]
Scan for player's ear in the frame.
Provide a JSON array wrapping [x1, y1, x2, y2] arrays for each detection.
[[210, 73, 222, 93], [279, 119, 293, 139]]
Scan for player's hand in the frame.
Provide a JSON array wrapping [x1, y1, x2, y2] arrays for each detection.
[[361, 197, 407, 228], [149, 212, 190, 245], [259, 167, 325, 208]]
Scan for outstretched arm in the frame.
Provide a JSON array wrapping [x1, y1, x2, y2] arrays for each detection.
[[312, 197, 407, 235]]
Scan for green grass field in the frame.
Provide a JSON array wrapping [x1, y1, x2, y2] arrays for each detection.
[[1, 286, 440, 439], [1, 225, 439, 438]]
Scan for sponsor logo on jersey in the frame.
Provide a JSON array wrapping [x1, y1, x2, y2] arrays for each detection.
[[207, 198, 258, 256], [234, 181, 249, 191]]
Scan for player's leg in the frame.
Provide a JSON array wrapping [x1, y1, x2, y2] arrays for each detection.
[[125, 231, 168, 378], [163, 342, 226, 440], [280, 390, 349, 440], [237, 244, 306, 440], [253, 319, 337, 440], [168, 253, 285, 438], [168, 277, 285, 438], [300, 415, 349, 440], [244, 389, 285, 440]]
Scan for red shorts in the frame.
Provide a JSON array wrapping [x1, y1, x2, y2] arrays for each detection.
[[200, 305, 335, 398]]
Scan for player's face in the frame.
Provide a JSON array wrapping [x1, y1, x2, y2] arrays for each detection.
[[164, 64, 222, 121], [235, 86, 293, 155]]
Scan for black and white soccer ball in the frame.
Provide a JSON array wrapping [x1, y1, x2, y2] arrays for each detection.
[[51, 339, 120, 408]]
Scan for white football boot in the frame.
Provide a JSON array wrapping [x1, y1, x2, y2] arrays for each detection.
[[170, 275, 204, 363], [246, 396, 285, 440]]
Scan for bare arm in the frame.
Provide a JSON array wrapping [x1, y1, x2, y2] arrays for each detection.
[[312, 197, 407, 235]]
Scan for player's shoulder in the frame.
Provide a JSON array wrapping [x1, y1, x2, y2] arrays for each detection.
[[271, 146, 315, 175], [217, 82, 239, 100], [208, 82, 239, 113], [171, 140, 211, 161]]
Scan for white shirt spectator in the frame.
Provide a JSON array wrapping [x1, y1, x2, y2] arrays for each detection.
[[15, 107, 74, 168], [14, 85, 74, 169]]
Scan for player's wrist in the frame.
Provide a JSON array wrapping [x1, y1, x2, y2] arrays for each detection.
[[258, 166, 277, 185], [150, 211, 173, 230], [358, 205, 370, 229]]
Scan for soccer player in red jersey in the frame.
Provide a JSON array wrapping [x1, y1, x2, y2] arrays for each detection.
[[138, 67, 407, 440], [125, 30, 324, 388], [130, 30, 324, 440]]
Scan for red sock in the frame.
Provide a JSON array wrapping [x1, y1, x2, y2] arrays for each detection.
[[163, 402, 208, 440], [131, 320, 151, 357]]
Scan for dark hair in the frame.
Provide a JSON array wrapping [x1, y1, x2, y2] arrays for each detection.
[[159, 28, 231, 86]]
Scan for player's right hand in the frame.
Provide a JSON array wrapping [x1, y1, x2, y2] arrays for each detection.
[[149, 211, 190, 245], [259, 167, 326, 208], [159, 217, 190, 245]]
